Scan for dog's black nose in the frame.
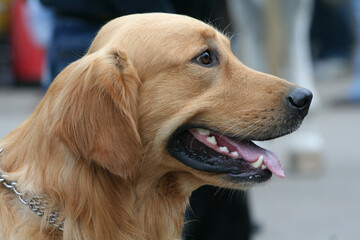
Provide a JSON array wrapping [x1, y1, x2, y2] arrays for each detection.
[[287, 87, 313, 119]]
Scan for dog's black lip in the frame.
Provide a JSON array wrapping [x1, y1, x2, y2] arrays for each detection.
[[167, 124, 273, 183]]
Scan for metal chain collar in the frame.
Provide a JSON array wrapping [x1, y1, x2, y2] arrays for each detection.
[[0, 148, 64, 231]]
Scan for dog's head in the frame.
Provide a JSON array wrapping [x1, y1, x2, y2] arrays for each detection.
[[51, 13, 312, 189]]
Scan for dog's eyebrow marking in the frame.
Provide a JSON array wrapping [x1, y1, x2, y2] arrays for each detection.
[[201, 28, 216, 39]]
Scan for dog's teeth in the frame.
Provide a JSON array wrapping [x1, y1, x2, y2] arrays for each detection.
[[206, 136, 217, 145], [251, 155, 264, 168], [231, 151, 239, 157], [196, 128, 210, 136], [219, 146, 229, 153], [261, 164, 267, 170]]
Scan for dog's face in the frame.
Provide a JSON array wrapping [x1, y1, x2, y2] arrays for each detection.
[[57, 13, 311, 189]]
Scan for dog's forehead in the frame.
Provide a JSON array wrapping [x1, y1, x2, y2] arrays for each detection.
[[97, 13, 223, 49], [123, 13, 215, 32], [141, 14, 214, 39]]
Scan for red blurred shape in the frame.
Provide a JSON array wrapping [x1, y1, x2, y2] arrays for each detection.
[[10, 0, 45, 84]]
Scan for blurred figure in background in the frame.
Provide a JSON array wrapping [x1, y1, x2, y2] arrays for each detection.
[[25, 0, 53, 90], [349, 0, 360, 102]]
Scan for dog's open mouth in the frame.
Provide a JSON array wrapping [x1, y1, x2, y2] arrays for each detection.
[[167, 126, 285, 183]]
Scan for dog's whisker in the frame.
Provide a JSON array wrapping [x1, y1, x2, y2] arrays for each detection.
[[220, 116, 251, 137], [230, 119, 262, 138], [235, 190, 247, 202], [234, 124, 262, 142], [228, 189, 237, 202], [229, 32, 239, 42], [222, 22, 233, 37], [213, 187, 228, 201], [231, 108, 266, 114], [255, 121, 275, 140]]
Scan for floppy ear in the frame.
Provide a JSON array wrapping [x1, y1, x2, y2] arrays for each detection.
[[52, 48, 141, 178]]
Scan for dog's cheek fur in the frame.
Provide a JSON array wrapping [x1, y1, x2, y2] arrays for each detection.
[[52, 49, 141, 179]]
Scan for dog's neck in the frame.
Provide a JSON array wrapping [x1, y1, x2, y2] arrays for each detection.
[[0, 123, 195, 239], [134, 170, 197, 239]]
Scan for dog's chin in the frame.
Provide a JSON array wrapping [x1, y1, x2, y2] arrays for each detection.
[[167, 125, 294, 184]]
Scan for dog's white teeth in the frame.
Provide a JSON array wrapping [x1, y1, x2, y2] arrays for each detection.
[[196, 128, 211, 136], [251, 155, 264, 168], [219, 146, 229, 153], [231, 151, 239, 157], [261, 164, 267, 170], [206, 136, 217, 145]]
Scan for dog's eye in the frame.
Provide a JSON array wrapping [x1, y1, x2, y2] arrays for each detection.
[[195, 50, 216, 66], [197, 51, 212, 65]]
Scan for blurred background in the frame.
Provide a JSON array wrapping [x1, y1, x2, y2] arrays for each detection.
[[0, 0, 359, 239]]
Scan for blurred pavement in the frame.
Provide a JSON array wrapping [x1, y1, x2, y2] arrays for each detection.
[[0, 75, 359, 240], [0, 87, 43, 138]]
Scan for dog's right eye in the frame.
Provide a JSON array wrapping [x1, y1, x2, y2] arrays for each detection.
[[194, 50, 217, 67]]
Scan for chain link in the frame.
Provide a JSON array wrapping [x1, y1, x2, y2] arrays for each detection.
[[0, 148, 64, 231]]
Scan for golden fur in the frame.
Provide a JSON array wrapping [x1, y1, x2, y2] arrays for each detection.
[[0, 13, 300, 239]]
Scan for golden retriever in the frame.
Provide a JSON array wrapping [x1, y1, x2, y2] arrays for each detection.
[[0, 13, 312, 239]]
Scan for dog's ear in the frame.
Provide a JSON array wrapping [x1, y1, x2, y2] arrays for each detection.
[[52, 49, 141, 178]]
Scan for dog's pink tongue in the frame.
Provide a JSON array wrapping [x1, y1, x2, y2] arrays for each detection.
[[219, 135, 285, 178]]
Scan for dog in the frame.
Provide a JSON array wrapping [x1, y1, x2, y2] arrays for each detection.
[[0, 13, 312, 239]]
